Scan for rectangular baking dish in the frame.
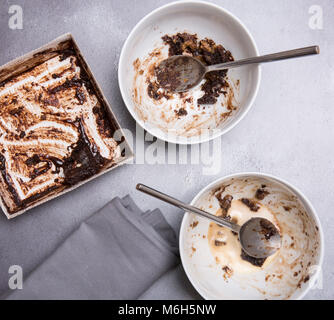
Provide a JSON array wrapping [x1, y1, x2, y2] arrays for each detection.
[[0, 33, 133, 219]]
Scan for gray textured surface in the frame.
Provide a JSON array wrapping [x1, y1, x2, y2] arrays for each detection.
[[0, 0, 333, 299]]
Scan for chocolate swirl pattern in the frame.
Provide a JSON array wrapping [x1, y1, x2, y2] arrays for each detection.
[[0, 53, 120, 214]]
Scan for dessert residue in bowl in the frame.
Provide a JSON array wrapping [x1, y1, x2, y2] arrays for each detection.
[[208, 191, 280, 274], [182, 175, 321, 299], [132, 32, 239, 138]]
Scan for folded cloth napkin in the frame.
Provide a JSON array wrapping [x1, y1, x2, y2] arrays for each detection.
[[6, 195, 200, 300]]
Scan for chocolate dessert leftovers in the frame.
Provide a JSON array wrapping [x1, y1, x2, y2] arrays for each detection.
[[214, 192, 267, 267], [132, 32, 239, 138], [0, 49, 120, 214]]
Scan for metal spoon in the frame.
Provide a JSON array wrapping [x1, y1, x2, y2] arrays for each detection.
[[155, 45, 319, 92], [136, 183, 281, 259]]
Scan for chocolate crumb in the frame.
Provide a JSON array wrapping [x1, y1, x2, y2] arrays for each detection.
[[241, 198, 260, 212], [222, 265, 233, 279], [216, 194, 233, 216], [255, 188, 270, 200], [174, 108, 187, 117], [147, 80, 163, 100], [222, 266, 231, 273], [214, 240, 226, 247], [190, 221, 199, 229]]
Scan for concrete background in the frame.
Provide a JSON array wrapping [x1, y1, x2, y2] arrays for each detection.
[[0, 0, 333, 299]]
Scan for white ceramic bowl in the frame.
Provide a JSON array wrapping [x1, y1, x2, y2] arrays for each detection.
[[179, 172, 324, 300], [118, 0, 261, 144]]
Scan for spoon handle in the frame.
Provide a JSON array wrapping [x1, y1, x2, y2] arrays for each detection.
[[136, 183, 240, 232], [207, 45, 320, 72]]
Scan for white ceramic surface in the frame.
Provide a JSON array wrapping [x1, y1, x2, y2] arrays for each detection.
[[179, 172, 324, 300], [118, 0, 261, 144]]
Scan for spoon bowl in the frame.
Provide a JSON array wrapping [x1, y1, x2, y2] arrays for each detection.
[[240, 217, 281, 259], [155, 55, 205, 92]]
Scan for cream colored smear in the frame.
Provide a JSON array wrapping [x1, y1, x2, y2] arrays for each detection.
[[208, 199, 280, 274]]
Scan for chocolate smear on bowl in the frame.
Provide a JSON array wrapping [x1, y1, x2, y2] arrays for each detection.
[[222, 265, 233, 280], [241, 249, 266, 267], [241, 198, 260, 212], [147, 80, 163, 100], [190, 220, 199, 229], [216, 193, 233, 217], [255, 187, 270, 200], [174, 108, 187, 117]]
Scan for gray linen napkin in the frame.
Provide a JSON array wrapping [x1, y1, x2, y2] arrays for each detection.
[[5, 195, 200, 300]]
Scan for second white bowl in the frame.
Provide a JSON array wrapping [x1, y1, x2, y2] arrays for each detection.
[[179, 172, 324, 300]]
